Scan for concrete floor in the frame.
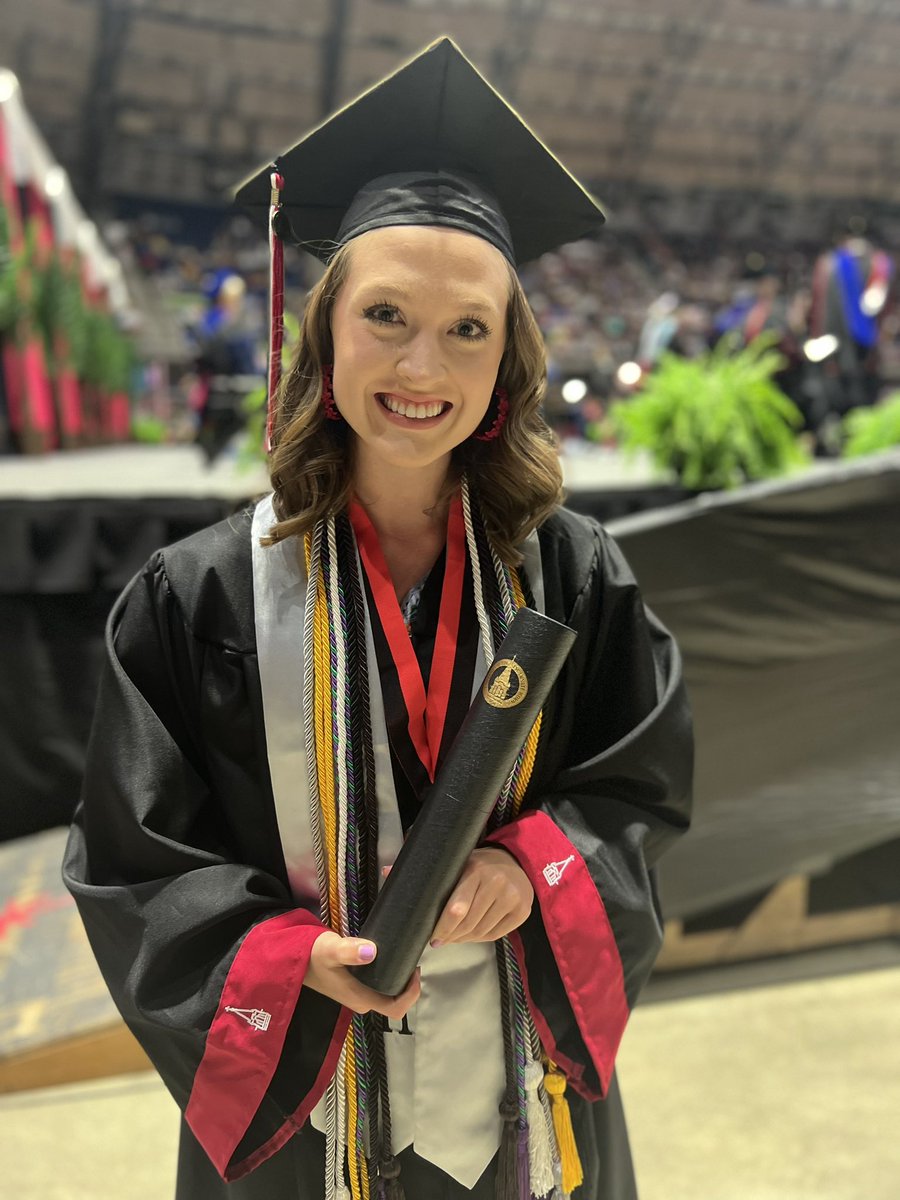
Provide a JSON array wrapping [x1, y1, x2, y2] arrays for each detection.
[[2, 952, 898, 1199]]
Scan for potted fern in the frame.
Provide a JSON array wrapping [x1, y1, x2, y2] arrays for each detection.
[[610, 334, 809, 491], [841, 392, 900, 458]]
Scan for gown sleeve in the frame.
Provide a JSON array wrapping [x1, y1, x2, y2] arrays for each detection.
[[486, 523, 693, 1101], [62, 553, 350, 1182]]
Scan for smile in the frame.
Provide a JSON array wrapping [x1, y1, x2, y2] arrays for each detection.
[[376, 393, 451, 421]]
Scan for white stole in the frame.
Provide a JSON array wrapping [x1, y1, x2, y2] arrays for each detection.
[[250, 493, 544, 1187]]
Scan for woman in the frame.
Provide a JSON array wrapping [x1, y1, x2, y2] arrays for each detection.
[[64, 39, 692, 1200]]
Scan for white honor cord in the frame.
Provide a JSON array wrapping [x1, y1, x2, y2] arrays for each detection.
[[524, 1056, 556, 1198], [461, 477, 497, 661], [527, 1017, 559, 1167]]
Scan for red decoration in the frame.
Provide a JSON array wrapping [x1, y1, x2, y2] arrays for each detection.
[[474, 386, 509, 441], [321, 363, 342, 420]]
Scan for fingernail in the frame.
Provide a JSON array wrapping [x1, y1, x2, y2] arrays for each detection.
[[430, 939, 443, 949], [358, 944, 376, 962]]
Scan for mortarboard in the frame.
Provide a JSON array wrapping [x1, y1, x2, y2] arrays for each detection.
[[234, 36, 606, 445]]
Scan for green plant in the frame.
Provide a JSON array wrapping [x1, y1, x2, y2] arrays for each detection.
[[0, 201, 22, 333], [841, 392, 900, 457], [131, 414, 168, 443], [609, 334, 809, 490], [237, 312, 299, 470], [33, 252, 88, 370], [82, 309, 134, 394]]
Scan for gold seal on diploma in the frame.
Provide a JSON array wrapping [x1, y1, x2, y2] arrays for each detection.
[[483, 659, 529, 708]]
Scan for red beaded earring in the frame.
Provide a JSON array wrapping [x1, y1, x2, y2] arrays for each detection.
[[321, 363, 342, 421], [474, 386, 509, 441]]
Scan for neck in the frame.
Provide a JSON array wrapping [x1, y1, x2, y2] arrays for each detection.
[[351, 454, 458, 600], [352, 455, 455, 544]]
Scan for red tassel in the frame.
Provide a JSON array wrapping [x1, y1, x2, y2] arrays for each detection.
[[266, 167, 285, 452]]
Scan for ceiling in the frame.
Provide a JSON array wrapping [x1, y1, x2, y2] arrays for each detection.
[[6, 0, 900, 234]]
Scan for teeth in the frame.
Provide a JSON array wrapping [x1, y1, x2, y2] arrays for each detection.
[[381, 395, 445, 419]]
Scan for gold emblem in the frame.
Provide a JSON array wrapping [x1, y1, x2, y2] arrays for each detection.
[[483, 659, 529, 709]]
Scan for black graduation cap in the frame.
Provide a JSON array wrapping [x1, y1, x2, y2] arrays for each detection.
[[235, 36, 606, 267]]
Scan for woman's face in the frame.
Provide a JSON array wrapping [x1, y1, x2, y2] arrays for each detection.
[[330, 225, 510, 480]]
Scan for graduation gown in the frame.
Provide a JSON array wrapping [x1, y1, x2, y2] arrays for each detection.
[[63, 501, 692, 1198]]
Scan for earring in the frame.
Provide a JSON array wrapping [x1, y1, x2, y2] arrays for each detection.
[[321, 363, 342, 421], [474, 387, 509, 441]]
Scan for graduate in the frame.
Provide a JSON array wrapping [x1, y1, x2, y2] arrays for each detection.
[[64, 39, 693, 1200]]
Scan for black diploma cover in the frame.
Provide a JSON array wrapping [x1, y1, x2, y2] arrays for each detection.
[[353, 606, 576, 996]]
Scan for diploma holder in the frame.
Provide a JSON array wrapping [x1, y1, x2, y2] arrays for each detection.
[[353, 606, 576, 996]]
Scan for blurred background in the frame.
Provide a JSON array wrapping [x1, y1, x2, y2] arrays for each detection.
[[1, 2, 899, 1197]]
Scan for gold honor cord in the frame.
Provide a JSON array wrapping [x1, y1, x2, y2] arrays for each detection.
[[510, 567, 542, 817], [306, 532, 370, 1200]]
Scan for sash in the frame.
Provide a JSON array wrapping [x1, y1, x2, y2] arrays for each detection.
[[834, 247, 878, 348], [250, 493, 545, 1187]]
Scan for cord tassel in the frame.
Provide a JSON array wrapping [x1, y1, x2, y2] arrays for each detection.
[[266, 165, 285, 452], [544, 1063, 584, 1195], [516, 1124, 530, 1200], [524, 1060, 555, 1198], [495, 1100, 519, 1200], [378, 1157, 405, 1200]]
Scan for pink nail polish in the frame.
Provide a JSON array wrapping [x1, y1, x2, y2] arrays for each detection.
[[358, 944, 376, 962], [430, 939, 443, 948]]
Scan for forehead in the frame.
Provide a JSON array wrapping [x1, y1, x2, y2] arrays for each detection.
[[343, 225, 511, 310]]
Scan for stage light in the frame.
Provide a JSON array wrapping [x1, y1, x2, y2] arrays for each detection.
[[0, 70, 18, 104], [861, 283, 888, 317], [803, 335, 839, 363], [616, 361, 643, 387], [561, 378, 588, 404], [45, 167, 66, 198]]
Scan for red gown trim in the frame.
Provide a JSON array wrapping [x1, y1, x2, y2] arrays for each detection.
[[185, 910, 350, 1180], [486, 810, 629, 1101]]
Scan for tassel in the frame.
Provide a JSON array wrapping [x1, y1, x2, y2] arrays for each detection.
[[495, 1099, 519, 1200], [516, 1125, 530, 1200], [524, 1060, 556, 1198], [379, 1157, 405, 1200], [266, 165, 285, 452], [543, 1063, 584, 1195]]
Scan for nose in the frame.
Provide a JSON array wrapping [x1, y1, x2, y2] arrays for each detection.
[[395, 330, 445, 388]]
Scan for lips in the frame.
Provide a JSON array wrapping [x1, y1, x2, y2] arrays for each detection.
[[376, 393, 451, 421]]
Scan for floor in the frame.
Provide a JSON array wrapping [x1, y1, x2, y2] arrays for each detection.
[[1, 944, 898, 1199]]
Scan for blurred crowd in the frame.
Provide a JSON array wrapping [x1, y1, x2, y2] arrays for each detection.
[[113, 204, 897, 461]]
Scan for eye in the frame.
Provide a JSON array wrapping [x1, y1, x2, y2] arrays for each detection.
[[363, 302, 402, 327], [453, 315, 491, 341]]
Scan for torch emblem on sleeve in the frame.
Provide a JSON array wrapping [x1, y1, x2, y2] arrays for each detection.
[[225, 1006, 272, 1031], [542, 855, 575, 887]]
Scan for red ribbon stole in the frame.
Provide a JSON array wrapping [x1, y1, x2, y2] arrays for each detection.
[[349, 495, 467, 783]]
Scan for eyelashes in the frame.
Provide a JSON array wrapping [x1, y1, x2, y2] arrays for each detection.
[[361, 301, 492, 341], [363, 301, 400, 326]]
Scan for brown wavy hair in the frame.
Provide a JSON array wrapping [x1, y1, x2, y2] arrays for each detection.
[[264, 241, 563, 565]]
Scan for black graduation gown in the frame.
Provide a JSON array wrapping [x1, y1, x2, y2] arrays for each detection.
[[63, 503, 692, 1199]]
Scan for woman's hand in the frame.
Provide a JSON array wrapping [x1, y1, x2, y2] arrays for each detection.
[[305, 932, 420, 1020], [429, 847, 534, 947]]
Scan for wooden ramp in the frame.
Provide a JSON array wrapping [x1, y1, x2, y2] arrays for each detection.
[[657, 874, 900, 971], [0, 829, 149, 1094]]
